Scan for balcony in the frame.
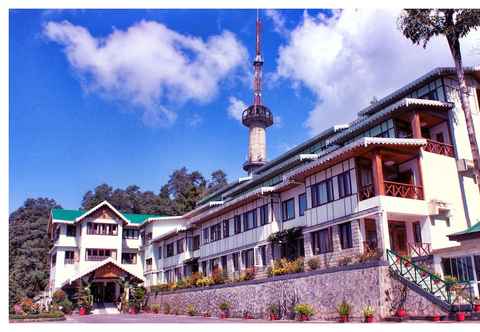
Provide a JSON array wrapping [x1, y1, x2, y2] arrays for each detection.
[[359, 181, 423, 201], [424, 139, 454, 157]]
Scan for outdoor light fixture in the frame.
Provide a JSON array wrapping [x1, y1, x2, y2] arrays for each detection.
[[384, 160, 395, 166]]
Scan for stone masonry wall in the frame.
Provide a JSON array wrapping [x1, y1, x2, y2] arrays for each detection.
[[148, 262, 446, 321]]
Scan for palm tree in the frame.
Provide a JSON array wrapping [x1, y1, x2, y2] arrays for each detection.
[[398, 9, 480, 191]]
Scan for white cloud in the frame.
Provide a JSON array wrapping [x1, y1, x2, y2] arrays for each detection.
[[227, 96, 247, 122], [43, 20, 248, 127], [186, 113, 203, 128], [275, 9, 480, 135], [265, 9, 288, 36]]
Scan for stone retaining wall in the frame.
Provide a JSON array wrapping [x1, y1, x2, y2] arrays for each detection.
[[148, 262, 446, 321]]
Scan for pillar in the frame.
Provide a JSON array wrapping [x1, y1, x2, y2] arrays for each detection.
[[410, 111, 422, 139], [371, 151, 385, 196], [375, 211, 390, 259], [420, 216, 433, 245], [302, 232, 314, 261]]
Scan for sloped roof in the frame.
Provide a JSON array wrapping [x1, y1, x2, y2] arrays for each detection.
[[448, 221, 480, 241], [51, 207, 163, 225]]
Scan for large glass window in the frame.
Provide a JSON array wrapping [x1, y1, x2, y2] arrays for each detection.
[[259, 204, 269, 225], [282, 198, 295, 221], [210, 223, 221, 241], [242, 249, 255, 268], [338, 222, 353, 249], [243, 209, 257, 230], [442, 256, 475, 282], [123, 228, 139, 239], [298, 193, 307, 216], [203, 228, 209, 244], [234, 215, 242, 234], [166, 243, 174, 257], [311, 228, 333, 254], [337, 171, 352, 198], [122, 252, 137, 264], [86, 248, 116, 261], [66, 225, 76, 237], [192, 235, 201, 250], [64, 251, 75, 264], [311, 179, 334, 207], [176, 239, 184, 254], [222, 220, 230, 238], [87, 222, 118, 236]]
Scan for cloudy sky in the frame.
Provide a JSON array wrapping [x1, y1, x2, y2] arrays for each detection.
[[9, 9, 480, 211]]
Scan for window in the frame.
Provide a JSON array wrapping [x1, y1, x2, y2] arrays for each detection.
[[242, 249, 255, 268], [210, 223, 221, 241], [122, 253, 137, 264], [175, 267, 182, 280], [282, 198, 295, 221], [165, 270, 173, 283], [311, 179, 334, 207], [192, 235, 201, 251], [337, 171, 352, 198], [259, 204, 269, 225], [243, 209, 257, 231], [166, 243, 174, 257], [442, 256, 475, 282], [157, 246, 162, 258], [311, 228, 333, 254], [298, 193, 307, 216], [222, 220, 230, 238], [54, 227, 60, 242], [66, 225, 76, 237], [145, 258, 153, 271], [221, 255, 228, 273], [232, 252, 240, 271], [203, 228, 209, 244], [413, 222, 422, 243], [234, 215, 242, 234], [123, 228, 139, 239], [259, 245, 267, 266], [87, 222, 118, 236], [145, 232, 152, 242], [64, 251, 75, 264], [86, 248, 116, 261], [176, 239, 184, 254], [51, 253, 56, 267], [338, 222, 353, 249], [201, 261, 207, 275]]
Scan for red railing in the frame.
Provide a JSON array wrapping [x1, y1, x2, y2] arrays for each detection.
[[384, 181, 424, 200], [408, 242, 432, 257], [424, 139, 454, 157], [359, 184, 375, 200]]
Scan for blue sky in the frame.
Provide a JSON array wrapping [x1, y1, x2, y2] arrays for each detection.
[[9, 9, 480, 212]]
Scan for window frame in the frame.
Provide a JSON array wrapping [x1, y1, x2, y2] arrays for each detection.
[[222, 220, 230, 238], [234, 215, 242, 234], [311, 228, 333, 254], [259, 204, 269, 225], [281, 198, 295, 221], [66, 225, 76, 237], [311, 178, 334, 207], [337, 171, 352, 199], [338, 222, 353, 250], [298, 193, 307, 216]]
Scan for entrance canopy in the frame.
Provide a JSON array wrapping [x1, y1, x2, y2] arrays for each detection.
[[62, 258, 144, 288]]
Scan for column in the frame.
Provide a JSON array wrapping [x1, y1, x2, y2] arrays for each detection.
[[410, 111, 422, 139], [302, 232, 313, 261], [265, 243, 274, 266], [375, 211, 390, 259], [420, 216, 432, 245], [371, 151, 385, 196], [227, 254, 235, 279], [406, 222, 415, 254]]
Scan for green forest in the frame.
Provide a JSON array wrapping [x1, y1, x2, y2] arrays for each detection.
[[8, 167, 228, 306]]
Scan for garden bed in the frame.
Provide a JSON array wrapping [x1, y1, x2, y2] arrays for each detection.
[[9, 311, 66, 323]]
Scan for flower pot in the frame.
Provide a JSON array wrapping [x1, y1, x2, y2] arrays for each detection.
[[129, 307, 138, 315], [432, 314, 441, 322], [474, 304, 480, 313], [339, 315, 349, 323], [365, 316, 374, 323], [297, 314, 309, 321], [456, 312, 465, 321], [79, 307, 86, 316], [270, 314, 278, 321], [220, 311, 229, 319], [396, 308, 406, 318]]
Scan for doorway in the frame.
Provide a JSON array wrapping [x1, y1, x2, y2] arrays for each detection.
[[389, 221, 408, 256]]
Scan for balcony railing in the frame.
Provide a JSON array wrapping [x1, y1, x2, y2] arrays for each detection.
[[86, 256, 111, 261], [424, 139, 454, 157], [359, 182, 424, 200], [384, 181, 424, 200], [408, 242, 432, 257]]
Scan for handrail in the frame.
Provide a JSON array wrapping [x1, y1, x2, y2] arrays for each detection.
[[384, 181, 424, 200], [424, 139, 454, 157], [386, 249, 474, 308], [408, 242, 432, 257]]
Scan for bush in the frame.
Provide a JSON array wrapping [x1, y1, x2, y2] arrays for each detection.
[[150, 284, 170, 294], [211, 268, 225, 285], [58, 299, 73, 314], [185, 272, 202, 288], [356, 248, 382, 263], [219, 301, 230, 311], [362, 305, 375, 318], [337, 300, 352, 316], [269, 258, 304, 276], [186, 304, 196, 316], [240, 267, 256, 281], [19, 298, 34, 314], [151, 304, 161, 313], [307, 257, 320, 270], [293, 304, 314, 317], [337, 256, 352, 266], [196, 276, 215, 287], [10, 310, 65, 320], [52, 289, 66, 303]]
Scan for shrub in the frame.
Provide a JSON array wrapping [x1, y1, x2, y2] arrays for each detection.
[[211, 268, 225, 285], [337, 300, 352, 316], [163, 303, 171, 314], [52, 289, 66, 303], [293, 304, 314, 317], [307, 257, 320, 270], [20, 298, 34, 314], [10, 310, 65, 320], [176, 279, 187, 289], [219, 301, 231, 311], [186, 304, 196, 316], [196, 276, 215, 287], [337, 256, 352, 266], [356, 248, 382, 263], [267, 303, 280, 316], [269, 258, 304, 276], [58, 299, 73, 314], [185, 272, 202, 288], [151, 304, 161, 313], [150, 284, 170, 294], [239, 267, 256, 281]]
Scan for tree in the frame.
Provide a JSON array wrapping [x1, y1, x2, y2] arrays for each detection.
[[207, 169, 228, 193], [398, 9, 480, 191], [9, 198, 60, 306], [168, 167, 207, 214], [80, 183, 113, 210]]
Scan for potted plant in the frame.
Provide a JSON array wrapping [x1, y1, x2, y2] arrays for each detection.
[[432, 313, 441, 322], [396, 307, 407, 318], [267, 303, 280, 320], [219, 301, 230, 319], [203, 310, 211, 318], [337, 300, 352, 322], [403, 255, 412, 268], [474, 297, 480, 313], [456, 311, 465, 321], [186, 304, 196, 316], [431, 273, 442, 285], [362, 305, 375, 323], [151, 304, 160, 314], [293, 303, 314, 321], [163, 303, 171, 314], [243, 310, 254, 319]]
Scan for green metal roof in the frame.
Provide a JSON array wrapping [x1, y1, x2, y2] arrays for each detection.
[[51, 208, 164, 225], [450, 221, 480, 236]]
